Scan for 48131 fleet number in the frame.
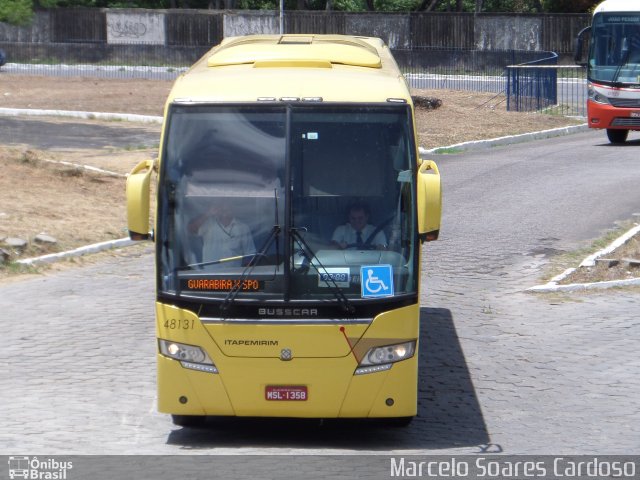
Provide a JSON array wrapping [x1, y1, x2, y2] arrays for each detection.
[[163, 318, 195, 330]]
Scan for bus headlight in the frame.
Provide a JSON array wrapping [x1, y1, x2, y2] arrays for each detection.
[[355, 341, 416, 375], [588, 84, 610, 105], [158, 339, 218, 373]]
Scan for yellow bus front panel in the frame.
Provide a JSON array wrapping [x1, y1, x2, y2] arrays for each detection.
[[156, 302, 419, 418]]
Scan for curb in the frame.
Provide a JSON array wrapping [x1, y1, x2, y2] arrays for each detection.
[[527, 224, 640, 293], [0, 107, 163, 124], [17, 238, 140, 267], [43, 158, 125, 177], [420, 123, 589, 155], [578, 224, 640, 267]]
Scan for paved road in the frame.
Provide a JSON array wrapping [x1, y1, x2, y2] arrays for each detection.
[[2, 127, 640, 459], [0, 116, 159, 150]]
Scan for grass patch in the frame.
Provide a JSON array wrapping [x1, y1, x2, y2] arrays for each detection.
[[542, 220, 640, 285], [431, 147, 464, 154]]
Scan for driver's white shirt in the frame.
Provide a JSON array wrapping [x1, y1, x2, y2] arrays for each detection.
[[331, 223, 387, 248]]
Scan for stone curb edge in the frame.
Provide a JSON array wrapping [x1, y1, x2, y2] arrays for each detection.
[[527, 224, 640, 293], [419, 123, 589, 155], [17, 238, 140, 267], [0, 107, 163, 124]]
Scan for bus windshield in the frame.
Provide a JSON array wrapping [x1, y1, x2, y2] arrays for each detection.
[[589, 12, 640, 85], [158, 104, 418, 302]]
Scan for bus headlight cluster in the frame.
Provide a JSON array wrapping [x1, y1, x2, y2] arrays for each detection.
[[588, 84, 610, 105], [158, 339, 218, 374], [355, 341, 416, 375]]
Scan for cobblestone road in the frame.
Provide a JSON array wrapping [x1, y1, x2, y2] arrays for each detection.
[[2, 130, 639, 456]]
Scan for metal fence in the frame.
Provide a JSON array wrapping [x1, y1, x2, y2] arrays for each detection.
[[399, 48, 557, 94], [506, 65, 586, 117]]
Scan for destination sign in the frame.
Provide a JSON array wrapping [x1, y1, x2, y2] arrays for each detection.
[[603, 15, 640, 24], [182, 278, 263, 291]]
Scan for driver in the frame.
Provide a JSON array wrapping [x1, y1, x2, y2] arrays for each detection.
[[331, 202, 387, 250], [188, 200, 256, 267]]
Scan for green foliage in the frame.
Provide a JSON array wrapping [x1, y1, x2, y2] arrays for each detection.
[[0, 0, 33, 25], [375, 0, 419, 11], [48, 0, 171, 6], [428, 0, 597, 12], [543, 0, 600, 13], [473, 0, 540, 12]]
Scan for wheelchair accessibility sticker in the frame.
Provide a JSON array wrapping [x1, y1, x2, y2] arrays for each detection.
[[361, 265, 394, 298]]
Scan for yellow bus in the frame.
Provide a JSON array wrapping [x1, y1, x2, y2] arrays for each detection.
[[126, 34, 442, 427]]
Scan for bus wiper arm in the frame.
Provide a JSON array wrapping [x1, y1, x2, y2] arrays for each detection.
[[290, 228, 355, 315], [181, 252, 266, 270], [221, 188, 282, 313], [219, 224, 281, 313], [612, 47, 632, 86]]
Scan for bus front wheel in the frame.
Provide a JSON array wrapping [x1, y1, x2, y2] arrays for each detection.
[[171, 414, 206, 428], [607, 129, 629, 144]]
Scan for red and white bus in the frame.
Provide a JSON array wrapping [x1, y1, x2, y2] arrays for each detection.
[[576, 0, 640, 143]]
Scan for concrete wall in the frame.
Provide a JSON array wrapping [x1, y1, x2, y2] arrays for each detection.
[[345, 14, 411, 50], [223, 11, 278, 37], [106, 10, 166, 45], [476, 15, 542, 51], [0, 9, 590, 55]]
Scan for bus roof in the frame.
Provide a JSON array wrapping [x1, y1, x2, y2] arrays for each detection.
[[594, 0, 640, 14], [167, 35, 412, 105]]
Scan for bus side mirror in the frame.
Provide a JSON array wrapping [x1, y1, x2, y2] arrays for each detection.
[[575, 26, 591, 67], [417, 159, 441, 243], [126, 159, 154, 241]]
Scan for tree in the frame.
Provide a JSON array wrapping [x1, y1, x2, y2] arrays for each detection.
[[543, 0, 599, 13], [0, 0, 32, 25]]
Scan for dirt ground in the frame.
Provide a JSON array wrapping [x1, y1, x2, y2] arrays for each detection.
[[0, 75, 583, 149], [0, 74, 637, 284]]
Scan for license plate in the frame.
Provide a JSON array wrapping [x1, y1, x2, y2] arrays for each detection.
[[631, 112, 640, 118], [265, 385, 308, 401]]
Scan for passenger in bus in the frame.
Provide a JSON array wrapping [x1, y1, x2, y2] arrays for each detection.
[[331, 202, 387, 250], [188, 201, 256, 267]]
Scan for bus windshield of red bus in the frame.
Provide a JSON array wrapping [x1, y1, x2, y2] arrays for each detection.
[[589, 13, 640, 85]]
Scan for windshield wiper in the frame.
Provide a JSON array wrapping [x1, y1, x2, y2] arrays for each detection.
[[181, 252, 267, 270], [219, 224, 280, 313], [612, 47, 632, 87], [220, 188, 281, 313], [290, 227, 355, 315]]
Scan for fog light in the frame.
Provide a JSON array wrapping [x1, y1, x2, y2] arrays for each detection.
[[354, 364, 393, 376]]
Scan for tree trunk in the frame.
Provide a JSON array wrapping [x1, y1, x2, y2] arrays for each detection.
[[417, 0, 440, 12]]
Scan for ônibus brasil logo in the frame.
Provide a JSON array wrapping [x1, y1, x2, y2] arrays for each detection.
[[8, 457, 73, 480]]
